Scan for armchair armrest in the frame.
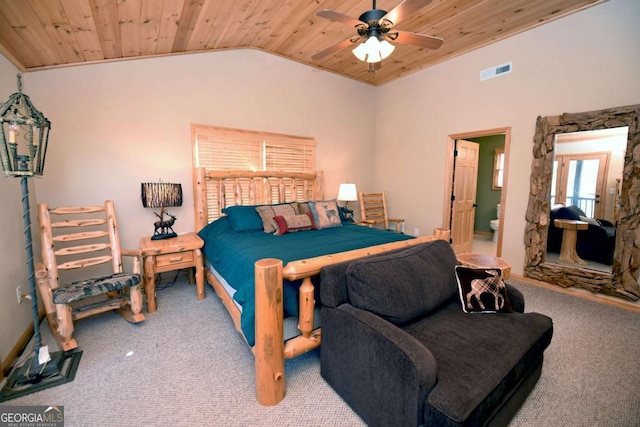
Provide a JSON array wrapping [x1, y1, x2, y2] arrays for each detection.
[[121, 249, 142, 275], [505, 283, 525, 313], [321, 304, 437, 426], [121, 249, 141, 257], [388, 217, 405, 232], [34, 262, 57, 316]]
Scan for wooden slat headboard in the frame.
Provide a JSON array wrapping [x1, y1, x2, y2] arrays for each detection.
[[193, 168, 324, 231]]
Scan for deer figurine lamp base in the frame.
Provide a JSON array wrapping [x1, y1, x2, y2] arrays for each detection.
[[151, 206, 178, 240]]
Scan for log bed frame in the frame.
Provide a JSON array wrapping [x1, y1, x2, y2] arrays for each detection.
[[192, 167, 450, 405]]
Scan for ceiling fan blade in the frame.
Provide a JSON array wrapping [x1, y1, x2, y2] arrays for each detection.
[[311, 37, 360, 60], [388, 30, 443, 50], [316, 9, 365, 28], [368, 62, 382, 73], [380, 0, 433, 27]]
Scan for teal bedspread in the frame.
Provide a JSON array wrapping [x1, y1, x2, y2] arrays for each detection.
[[198, 217, 413, 346]]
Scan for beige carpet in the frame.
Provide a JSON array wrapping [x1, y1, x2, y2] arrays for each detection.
[[2, 275, 639, 426]]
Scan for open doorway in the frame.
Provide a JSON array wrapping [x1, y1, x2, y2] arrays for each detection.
[[442, 127, 511, 257]]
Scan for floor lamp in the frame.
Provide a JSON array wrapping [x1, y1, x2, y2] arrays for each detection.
[[0, 75, 81, 402]]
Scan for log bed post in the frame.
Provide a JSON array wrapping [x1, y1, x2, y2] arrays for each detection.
[[193, 167, 207, 232], [254, 258, 286, 406]]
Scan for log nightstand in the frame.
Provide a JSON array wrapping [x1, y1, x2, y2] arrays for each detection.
[[140, 232, 205, 313]]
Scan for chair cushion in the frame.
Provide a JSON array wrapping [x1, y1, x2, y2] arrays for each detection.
[[403, 303, 553, 425], [345, 240, 459, 325], [52, 273, 141, 304]]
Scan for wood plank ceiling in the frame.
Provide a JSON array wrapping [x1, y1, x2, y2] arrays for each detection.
[[0, 0, 603, 86]]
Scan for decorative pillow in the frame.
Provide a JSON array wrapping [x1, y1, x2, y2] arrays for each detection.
[[308, 200, 342, 229], [222, 205, 263, 232], [255, 203, 299, 233], [454, 266, 513, 313], [298, 202, 311, 215], [273, 212, 316, 235]]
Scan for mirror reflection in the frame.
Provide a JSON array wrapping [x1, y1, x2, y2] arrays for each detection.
[[545, 127, 628, 273]]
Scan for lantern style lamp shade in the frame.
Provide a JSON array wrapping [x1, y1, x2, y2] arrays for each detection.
[[141, 182, 183, 240], [0, 75, 51, 177]]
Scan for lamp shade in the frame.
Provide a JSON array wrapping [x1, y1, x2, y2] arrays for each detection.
[[141, 182, 183, 208], [337, 183, 358, 202], [0, 75, 51, 177]]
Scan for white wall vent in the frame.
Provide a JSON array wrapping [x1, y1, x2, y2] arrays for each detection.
[[480, 62, 512, 81]]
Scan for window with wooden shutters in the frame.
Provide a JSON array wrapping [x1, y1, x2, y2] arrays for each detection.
[[192, 124, 317, 220]]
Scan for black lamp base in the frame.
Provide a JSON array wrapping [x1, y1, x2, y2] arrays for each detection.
[[15, 351, 66, 386], [0, 350, 82, 402], [151, 232, 177, 240]]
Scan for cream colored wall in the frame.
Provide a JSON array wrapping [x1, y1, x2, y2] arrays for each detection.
[[0, 49, 375, 363], [25, 49, 376, 250], [373, 0, 640, 274]]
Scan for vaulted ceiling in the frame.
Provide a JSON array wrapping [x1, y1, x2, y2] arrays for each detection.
[[0, 0, 603, 86]]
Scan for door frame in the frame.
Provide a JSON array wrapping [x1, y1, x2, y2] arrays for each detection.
[[442, 127, 512, 257]]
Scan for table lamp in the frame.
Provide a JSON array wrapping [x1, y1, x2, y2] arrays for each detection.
[[141, 182, 183, 240], [337, 183, 358, 222]]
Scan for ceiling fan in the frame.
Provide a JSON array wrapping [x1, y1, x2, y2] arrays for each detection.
[[312, 0, 443, 72]]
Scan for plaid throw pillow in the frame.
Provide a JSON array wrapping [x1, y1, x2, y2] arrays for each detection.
[[455, 266, 512, 313]]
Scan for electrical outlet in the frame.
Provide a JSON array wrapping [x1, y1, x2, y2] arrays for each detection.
[[414, 227, 420, 236], [16, 285, 22, 304]]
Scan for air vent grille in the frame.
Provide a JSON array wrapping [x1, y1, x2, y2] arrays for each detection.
[[480, 62, 512, 81]]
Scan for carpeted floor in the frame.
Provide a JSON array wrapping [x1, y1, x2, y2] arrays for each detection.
[[2, 276, 639, 426]]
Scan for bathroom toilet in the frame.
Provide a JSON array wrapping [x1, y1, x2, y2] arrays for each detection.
[[489, 204, 501, 243]]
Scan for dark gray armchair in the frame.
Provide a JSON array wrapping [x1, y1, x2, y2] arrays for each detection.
[[320, 240, 553, 427]]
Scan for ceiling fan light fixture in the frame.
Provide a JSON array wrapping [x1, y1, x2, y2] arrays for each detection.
[[352, 36, 395, 63], [379, 39, 395, 59]]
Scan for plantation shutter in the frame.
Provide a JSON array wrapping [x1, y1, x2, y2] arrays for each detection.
[[192, 124, 317, 219], [192, 124, 316, 173]]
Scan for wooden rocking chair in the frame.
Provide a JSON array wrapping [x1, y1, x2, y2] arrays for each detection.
[[35, 200, 145, 351], [358, 191, 405, 232]]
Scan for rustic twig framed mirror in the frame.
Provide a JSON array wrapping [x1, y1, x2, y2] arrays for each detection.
[[523, 104, 640, 301]]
